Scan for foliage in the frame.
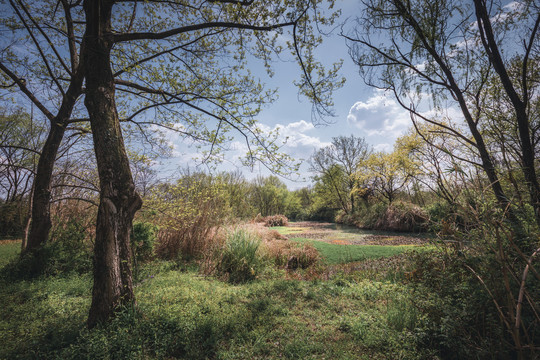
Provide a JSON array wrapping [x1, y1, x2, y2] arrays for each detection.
[[263, 214, 289, 227], [146, 175, 229, 260], [2, 218, 92, 279], [0, 109, 45, 237], [131, 222, 158, 263], [357, 149, 417, 204], [338, 201, 428, 233], [250, 176, 289, 217], [0, 200, 28, 237], [404, 249, 513, 359], [214, 228, 264, 284], [309, 135, 372, 214]]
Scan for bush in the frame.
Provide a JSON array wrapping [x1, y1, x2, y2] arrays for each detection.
[[131, 222, 157, 262], [404, 249, 513, 359], [147, 177, 229, 260], [353, 202, 388, 229], [0, 200, 28, 237], [377, 201, 428, 232], [344, 201, 428, 232], [264, 240, 320, 270], [263, 215, 288, 227], [2, 218, 91, 279], [215, 228, 264, 283]]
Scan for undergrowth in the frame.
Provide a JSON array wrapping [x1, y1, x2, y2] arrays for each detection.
[[0, 258, 439, 360], [0, 222, 526, 359]]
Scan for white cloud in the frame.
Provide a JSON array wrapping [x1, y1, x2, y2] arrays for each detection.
[[347, 89, 411, 138], [275, 120, 330, 149], [250, 120, 331, 163]]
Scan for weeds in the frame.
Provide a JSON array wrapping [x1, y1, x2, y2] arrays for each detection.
[[214, 228, 264, 283], [263, 214, 289, 227]]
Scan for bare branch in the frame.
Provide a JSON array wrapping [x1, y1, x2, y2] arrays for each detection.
[[114, 21, 294, 43]]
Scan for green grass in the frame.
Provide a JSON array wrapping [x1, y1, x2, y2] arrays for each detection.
[[0, 260, 434, 359], [291, 237, 411, 264], [0, 241, 21, 267], [270, 226, 309, 235], [0, 239, 442, 360]]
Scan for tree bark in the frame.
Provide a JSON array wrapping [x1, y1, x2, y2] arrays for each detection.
[[23, 122, 66, 253], [83, 0, 142, 328]]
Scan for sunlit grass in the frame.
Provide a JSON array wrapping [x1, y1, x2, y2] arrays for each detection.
[[0, 240, 20, 267], [270, 226, 309, 235], [292, 237, 411, 264], [0, 236, 435, 359]]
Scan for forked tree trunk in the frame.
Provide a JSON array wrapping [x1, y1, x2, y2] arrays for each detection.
[[83, 0, 142, 328]]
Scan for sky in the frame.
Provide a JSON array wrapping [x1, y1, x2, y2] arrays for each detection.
[[164, 0, 415, 189]]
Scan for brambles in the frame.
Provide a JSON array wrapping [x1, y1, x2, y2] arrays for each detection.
[[146, 177, 229, 260], [263, 215, 289, 227]]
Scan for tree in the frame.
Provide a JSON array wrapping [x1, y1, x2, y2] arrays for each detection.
[[360, 149, 415, 204], [309, 135, 371, 213], [0, 0, 86, 253], [345, 1, 540, 354], [395, 122, 473, 206], [2, 0, 342, 327], [251, 175, 289, 217], [345, 0, 540, 231], [311, 163, 349, 213], [0, 109, 44, 240]]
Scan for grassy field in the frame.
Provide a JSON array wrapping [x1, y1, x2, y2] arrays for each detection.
[[0, 224, 501, 359], [292, 237, 411, 264], [0, 253, 434, 360], [0, 240, 21, 267]]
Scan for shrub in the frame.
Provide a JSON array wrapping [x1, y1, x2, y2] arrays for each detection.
[[215, 228, 263, 283], [347, 201, 428, 232], [2, 218, 92, 279], [131, 222, 157, 262], [354, 202, 388, 229], [376, 201, 428, 232], [264, 240, 320, 270], [0, 200, 28, 237], [263, 214, 288, 227], [405, 249, 513, 359], [147, 177, 229, 260]]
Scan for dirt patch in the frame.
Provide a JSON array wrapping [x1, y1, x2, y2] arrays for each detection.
[[285, 221, 429, 246], [0, 239, 21, 245]]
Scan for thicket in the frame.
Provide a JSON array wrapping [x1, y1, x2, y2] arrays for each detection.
[[2, 216, 92, 279]]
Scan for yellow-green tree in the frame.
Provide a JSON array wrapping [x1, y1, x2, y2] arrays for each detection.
[[359, 148, 418, 204]]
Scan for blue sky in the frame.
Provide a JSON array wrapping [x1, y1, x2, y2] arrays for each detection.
[[165, 0, 415, 189]]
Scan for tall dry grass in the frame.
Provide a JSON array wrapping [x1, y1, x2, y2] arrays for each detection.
[[144, 179, 230, 260]]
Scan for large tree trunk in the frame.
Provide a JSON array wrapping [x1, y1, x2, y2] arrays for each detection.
[[23, 122, 66, 253], [83, 0, 142, 328]]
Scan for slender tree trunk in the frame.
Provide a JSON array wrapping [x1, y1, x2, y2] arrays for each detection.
[[23, 123, 66, 253], [22, 54, 83, 254], [83, 0, 142, 328], [473, 0, 540, 228]]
